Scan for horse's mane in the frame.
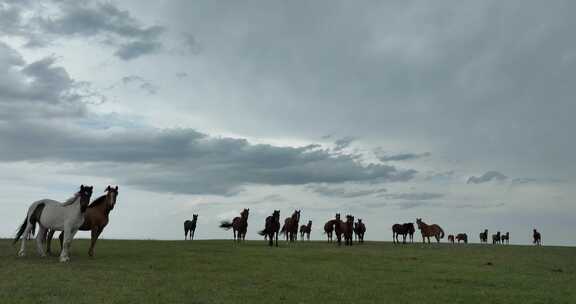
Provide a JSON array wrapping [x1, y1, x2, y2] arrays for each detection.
[[88, 194, 107, 208], [61, 192, 80, 206]]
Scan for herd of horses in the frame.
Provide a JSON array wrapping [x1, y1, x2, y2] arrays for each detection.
[[10, 185, 544, 262]]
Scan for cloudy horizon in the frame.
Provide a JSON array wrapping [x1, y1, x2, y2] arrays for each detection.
[[1, 0, 574, 245]]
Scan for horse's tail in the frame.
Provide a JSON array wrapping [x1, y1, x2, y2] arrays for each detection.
[[13, 202, 45, 245], [258, 229, 267, 236], [280, 223, 287, 235], [219, 221, 233, 230], [439, 226, 445, 239]]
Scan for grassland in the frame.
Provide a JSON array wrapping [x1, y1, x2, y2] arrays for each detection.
[[0, 239, 574, 304]]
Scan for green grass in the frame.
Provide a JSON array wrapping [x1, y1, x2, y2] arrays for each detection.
[[1, 239, 575, 304]]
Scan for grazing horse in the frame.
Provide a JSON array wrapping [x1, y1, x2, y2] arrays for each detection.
[[299, 220, 312, 241], [533, 229, 542, 246], [392, 223, 415, 244], [501, 232, 510, 245], [324, 213, 340, 243], [13, 185, 93, 262], [448, 235, 455, 244], [416, 218, 444, 244], [456, 233, 468, 244], [184, 214, 198, 240], [492, 231, 501, 244], [281, 210, 301, 242], [219, 208, 250, 242], [47, 185, 119, 258], [479, 229, 488, 244], [354, 219, 366, 243], [258, 210, 281, 247], [335, 215, 354, 246]]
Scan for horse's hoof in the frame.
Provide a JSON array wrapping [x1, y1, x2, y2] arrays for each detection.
[[17, 251, 25, 257], [59, 256, 70, 263]]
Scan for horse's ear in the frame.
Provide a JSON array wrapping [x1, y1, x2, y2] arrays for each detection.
[[115, 185, 119, 190], [106, 185, 111, 191]]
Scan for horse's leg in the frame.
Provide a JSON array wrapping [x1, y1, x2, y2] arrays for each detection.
[[46, 229, 56, 256], [35, 226, 48, 257], [18, 222, 35, 257], [233, 229, 237, 242], [58, 232, 64, 252], [59, 226, 74, 262], [88, 226, 103, 257], [191, 229, 195, 240]]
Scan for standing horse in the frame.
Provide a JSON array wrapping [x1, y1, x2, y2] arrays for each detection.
[[416, 218, 444, 244], [336, 215, 354, 246], [13, 185, 93, 262], [456, 233, 468, 244], [533, 229, 542, 246], [448, 235, 455, 244], [479, 229, 488, 244], [46, 185, 119, 258], [258, 210, 281, 247], [299, 220, 312, 241], [219, 208, 250, 242], [324, 213, 340, 243], [281, 210, 301, 242], [354, 219, 366, 243], [392, 223, 415, 244], [501, 232, 510, 244], [184, 214, 198, 240], [492, 231, 501, 244]]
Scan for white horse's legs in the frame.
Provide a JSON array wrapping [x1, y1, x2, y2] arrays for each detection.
[[18, 222, 34, 257], [59, 227, 78, 263], [35, 226, 48, 257]]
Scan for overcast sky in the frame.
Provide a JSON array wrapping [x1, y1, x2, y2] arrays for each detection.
[[1, 0, 574, 245]]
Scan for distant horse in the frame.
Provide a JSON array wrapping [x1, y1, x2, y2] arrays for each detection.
[[448, 235, 455, 244], [324, 213, 340, 243], [533, 229, 542, 246], [47, 185, 119, 257], [219, 208, 249, 242], [13, 185, 93, 262], [392, 223, 415, 244], [184, 214, 198, 240], [492, 231, 501, 244], [501, 232, 510, 245], [258, 210, 280, 247], [281, 210, 301, 242], [354, 219, 366, 243], [456, 233, 468, 244], [479, 229, 488, 244], [336, 215, 354, 246], [416, 218, 444, 243], [299, 220, 312, 241]]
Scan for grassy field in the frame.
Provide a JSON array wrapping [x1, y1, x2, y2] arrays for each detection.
[[0, 239, 574, 304]]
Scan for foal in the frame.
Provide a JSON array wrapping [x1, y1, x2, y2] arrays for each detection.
[[184, 214, 198, 240], [299, 220, 312, 241]]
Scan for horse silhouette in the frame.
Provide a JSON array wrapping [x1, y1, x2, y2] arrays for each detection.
[[258, 210, 280, 247], [184, 214, 198, 240], [219, 208, 249, 242], [416, 218, 444, 243]]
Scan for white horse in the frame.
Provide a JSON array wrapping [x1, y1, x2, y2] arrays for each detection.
[[13, 185, 93, 262]]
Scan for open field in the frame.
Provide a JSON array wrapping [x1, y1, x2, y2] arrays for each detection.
[[0, 239, 574, 304]]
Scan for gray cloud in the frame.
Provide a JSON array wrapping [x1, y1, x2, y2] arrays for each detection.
[[114, 41, 162, 60], [307, 185, 387, 198], [333, 136, 356, 152], [376, 151, 431, 162], [121, 75, 158, 95], [467, 171, 508, 184], [384, 192, 445, 201]]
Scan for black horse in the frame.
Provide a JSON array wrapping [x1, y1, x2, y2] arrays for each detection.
[[392, 223, 415, 244], [354, 219, 366, 243], [258, 210, 281, 247], [184, 214, 198, 240]]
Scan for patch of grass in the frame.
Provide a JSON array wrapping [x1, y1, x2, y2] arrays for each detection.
[[1, 239, 574, 303]]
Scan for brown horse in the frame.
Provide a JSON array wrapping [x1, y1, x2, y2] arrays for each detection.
[[281, 210, 301, 242], [258, 210, 280, 247], [336, 215, 354, 246], [479, 229, 488, 244], [456, 233, 468, 244], [324, 213, 340, 242], [416, 218, 444, 243], [392, 223, 415, 244], [492, 231, 501, 244], [354, 219, 366, 243], [219, 208, 249, 242], [299, 220, 312, 241], [184, 214, 198, 240], [501, 232, 510, 244], [448, 235, 455, 244], [47, 185, 119, 257], [533, 229, 542, 246]]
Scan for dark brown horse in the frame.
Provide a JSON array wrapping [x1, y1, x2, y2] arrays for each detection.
[[501, 232, 510, 244], [219, 208, 249, 242], [416, 218, 444, 243], [184, 214, 198, 240], [456, 233, 468, 244], [392, 223, 415, 244], [492, 231, 501, 244], [448, 235, 455, 244], [258, 210, 280, 247], [336, 215, 354, 246], [281, 210, 301, 242], [354, 219, 366, 243], [47, 185, 119, 257], [323, 213, 340, 243], [299, 220, 312, 241], [533, 229, 542, 246], [479, 229, 488, 244]]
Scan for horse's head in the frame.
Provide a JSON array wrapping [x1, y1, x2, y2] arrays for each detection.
[[79, 185, 93, 212], [273, 210, 280, 220], [416, 218, 423, 229], [241, 208, 250, 219], [358, 219, 363, 223], [105, 185, 119, 210], [295, 210, 301, 221], [193, 214, 198, 221], [308, 220, 312, 225], [346, 215, 354, 224], [335, 213, 341, 221]]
